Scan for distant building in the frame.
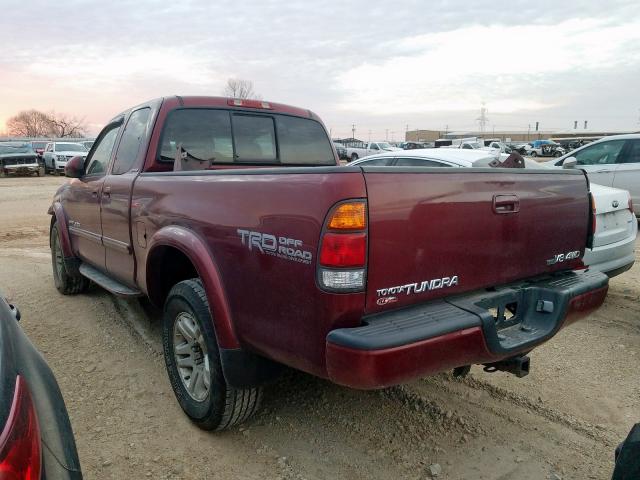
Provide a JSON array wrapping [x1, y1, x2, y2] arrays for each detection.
[[406, 129, 640, 143]]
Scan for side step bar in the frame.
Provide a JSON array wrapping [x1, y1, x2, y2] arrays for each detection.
[[79, 263, 143, 298]]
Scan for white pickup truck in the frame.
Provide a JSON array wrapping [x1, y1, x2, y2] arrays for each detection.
[[346, 141, 401, 161]]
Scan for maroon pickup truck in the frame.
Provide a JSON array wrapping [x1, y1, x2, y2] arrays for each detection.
[[48, 96, 608, 431]]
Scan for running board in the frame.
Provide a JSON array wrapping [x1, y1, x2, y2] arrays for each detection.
[[79, 263, 143, 297]]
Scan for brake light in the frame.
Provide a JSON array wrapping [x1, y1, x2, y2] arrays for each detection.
[[318, 200, 367, 291], [0, 377, 41, 480], [227, 99, 273, 109], [320, 233, 366, 267], [629, 197, 635, 215]]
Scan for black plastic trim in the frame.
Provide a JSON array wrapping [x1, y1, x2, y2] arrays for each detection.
[[219, 348, 283, 388]]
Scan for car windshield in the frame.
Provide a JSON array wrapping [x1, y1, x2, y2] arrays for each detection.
[[378, 142, 393, 149], [55, 143, 87, 152], [31, 142, 47, 149], [0, 144, 34, 154]]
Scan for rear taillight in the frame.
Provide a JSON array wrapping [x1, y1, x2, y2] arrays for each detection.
[[318, 200, 367, 292], [629, 197, 635, 215], [0, 376, 41, 480]]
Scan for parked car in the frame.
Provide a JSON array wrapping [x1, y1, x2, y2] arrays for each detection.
[[402, 141, 432, 150], [333, 142, 348, 160], [544, 134, 640, 217], [525, 140, 566, 158], [81, 140, 94, 150], [0, 142, 41, 176], [49, 95, 608, 431], [30, 140, 48, 160], [351, 149, 636, 277], [0, 294, 82, 479], [43, 142, 88, 174], [345, 141, 401, 161]]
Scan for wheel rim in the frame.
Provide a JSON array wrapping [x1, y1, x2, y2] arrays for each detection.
[[52, 231, 64, 285], [173, 311, 211, 402]]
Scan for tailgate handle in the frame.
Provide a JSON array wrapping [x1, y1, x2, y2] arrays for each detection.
[[493, 194, 520, 214]]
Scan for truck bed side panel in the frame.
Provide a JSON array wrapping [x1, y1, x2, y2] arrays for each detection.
[[132, 169, 366, 377]]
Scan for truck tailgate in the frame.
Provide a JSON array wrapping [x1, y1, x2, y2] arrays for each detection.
[[362, 167, 589, 314]]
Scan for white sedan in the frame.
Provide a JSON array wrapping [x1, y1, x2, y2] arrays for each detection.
[[350, 149, 637, 277], [543, 133, 640, 218]]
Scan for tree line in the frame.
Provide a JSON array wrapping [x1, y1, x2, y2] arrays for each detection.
[[4, 79, 259, 138], [4, 110, 88, 138]]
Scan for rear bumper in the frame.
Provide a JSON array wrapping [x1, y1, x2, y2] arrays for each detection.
[[583, 228, 636, 277], [326, 270, 608, 389]]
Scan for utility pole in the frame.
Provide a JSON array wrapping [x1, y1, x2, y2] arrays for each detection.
[[527, 124, 531, 141], [444, 124, 449, 135], [405, 124, 409, 141], [368, 129, 372, 142], [351, 124, 356, 141], [385, 129, 389, 141], [476, 102, 489, 134]]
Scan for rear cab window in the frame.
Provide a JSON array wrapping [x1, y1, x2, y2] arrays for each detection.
[[158, 108, 335, 167]]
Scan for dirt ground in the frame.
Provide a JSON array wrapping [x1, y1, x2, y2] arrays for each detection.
[[0, 175, 638, 480]]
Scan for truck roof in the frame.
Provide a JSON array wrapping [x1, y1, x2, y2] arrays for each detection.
[[115, 96, 317, 123]]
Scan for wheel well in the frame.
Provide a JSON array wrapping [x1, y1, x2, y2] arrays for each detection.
[[146, 246, 198, 308]]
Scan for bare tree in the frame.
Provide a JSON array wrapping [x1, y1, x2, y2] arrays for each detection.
[[6, 110, 56, 137], [49, 113, 87, 138], [5, 109, 87, 138], [223, 78, 261, 99]]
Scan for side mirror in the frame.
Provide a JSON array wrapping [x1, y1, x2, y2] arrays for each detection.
[[65, 155, 85, 178], [562, 157, 577, 169]]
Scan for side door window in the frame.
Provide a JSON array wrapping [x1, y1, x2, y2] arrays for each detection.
[[358, 157, 392, 166], [112, 108, 150, 174], [612, 139, 640, 211], [395, 157, 451, 167], [86, 126, 120, 176], [573, 140, 626, 166]]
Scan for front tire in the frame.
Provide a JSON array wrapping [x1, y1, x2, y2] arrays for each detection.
[[529, 151, 537, 157], [50, 222, 89, 294], [351, 153, 359, 162], [163, 279, 262, 431]]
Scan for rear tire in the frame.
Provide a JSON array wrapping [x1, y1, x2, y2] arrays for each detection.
[[163, 278, 263, 431], [50, 222, 89, 295], [351, 153, 359, 162], [530, 151, 537, 157]]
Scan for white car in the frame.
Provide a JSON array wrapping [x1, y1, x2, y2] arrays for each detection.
[[350, 149, 636, 277], [345, 141, 401, 162], [43, 142, 88, 174], [544, 133, 640, 217]]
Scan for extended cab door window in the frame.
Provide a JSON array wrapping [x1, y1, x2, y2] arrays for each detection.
[[112, 108, 150, 174]]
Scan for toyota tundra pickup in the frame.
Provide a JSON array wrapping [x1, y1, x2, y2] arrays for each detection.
[[48, 96, 609, 431]]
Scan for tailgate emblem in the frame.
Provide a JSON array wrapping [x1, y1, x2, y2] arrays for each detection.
[[612, 200, 619, 208], [546, 250, 580, 266]]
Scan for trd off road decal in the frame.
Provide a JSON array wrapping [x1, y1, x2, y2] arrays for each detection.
[[238, 229, 312, 265]]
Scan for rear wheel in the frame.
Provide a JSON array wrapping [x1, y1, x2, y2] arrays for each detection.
[[529, 151, 537, 157], [50, 222, 89, 294], [554, 151, 562, 157], [163, 279, 262, 431], [351, 153, 359, 162]]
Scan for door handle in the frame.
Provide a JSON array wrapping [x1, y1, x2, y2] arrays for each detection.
[[91, 190, 99, 198], [493, 194, 520, 214], [103, 186, 111, 198]]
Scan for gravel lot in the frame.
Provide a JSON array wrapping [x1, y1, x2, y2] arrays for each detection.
[[0, 175, 638, 480]]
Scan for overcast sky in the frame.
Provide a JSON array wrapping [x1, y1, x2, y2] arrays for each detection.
[[2, 0, 640, 139]]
